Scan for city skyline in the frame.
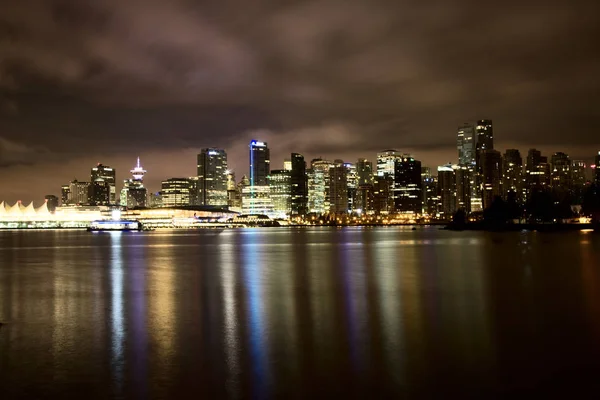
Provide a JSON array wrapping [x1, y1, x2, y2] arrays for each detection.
[[1, 1, 599, 201]]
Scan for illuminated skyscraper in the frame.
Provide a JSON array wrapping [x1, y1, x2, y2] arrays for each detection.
[[437, 165, 456, 218], [308, 158, 332, 214], [457, 123, 476, 167], [422, 167, 439, 217], [345, 162, 358, 213], [290, 153, 308, 216], [594, 151, 600, 184], [394, 156, 422, 214], [249, 140, 270, 186], [550, 152, 572, 198], [455, 165, 471, 212], [357, 158, 374, 186], [503, 149, 523, 202], [476, 119, 494, 153], [90, 164, 116, 205], [61, 185, 70, 205], [161, 178, 191, 207], [268, 169, 291, 218], [68, 180, 90, 205], [197, 148, 228, 206], [481, 149, 502, 209], [377, 150, 401, 178], [120, 158, 148, 208], [525, 149, 550, 200], [572, 160, 588, 204], [329, 160, 348, 214]]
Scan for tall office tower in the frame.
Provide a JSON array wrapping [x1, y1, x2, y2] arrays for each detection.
[[481, 149, 502, 209], [249, 140, 270, 186], [329, 160, 348, 214], [373, 175, 394, 214], [187, 177, 201, 206], [571, 160, 587, 204], [121, 157, 148, 208], [283, 159, 292, 171], [61, 185, 71, 205], [44, 195, 59, 212], [503, 149, 523, 202], [455, 165, 471, 212], [161, 178, 191, 207], [344, 162, 358, 213], [68, 180, 90, 205], [90, 164, 116, 205], [525, 149, 550, 199], [357, 158, 374, 186], [394, 156, 422, 214], [437, 165, 456, 218], [377, 150, 401, 178], [226, 171, 237, 207], [308, 158, 333, 214], [421, 167, 438, 216], [595, 152, 600, 184], [268, 169, 291, 218], [476, 119, 494, 153], [457, 123, 476, 167], [290, 153, 308, 216], [197, 148, 228, 206], [550, 152, 572, 196]]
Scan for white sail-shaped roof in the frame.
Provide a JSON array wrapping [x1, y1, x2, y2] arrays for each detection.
[[18, 201, 27, 212], [23, 202, 36, 217], [7, 202, 22, 216], [35, 201, 51, 216], [0, 201, 6, 217]]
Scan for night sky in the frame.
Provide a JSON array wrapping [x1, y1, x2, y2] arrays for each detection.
[[1, 0, 599, 202]]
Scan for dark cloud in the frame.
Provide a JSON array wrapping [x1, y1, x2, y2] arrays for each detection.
[[0, 0, 599, 201]]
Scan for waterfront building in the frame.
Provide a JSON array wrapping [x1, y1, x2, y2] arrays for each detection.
[[377, 150, 401, 178], [393, 156, 422, 214], [120, 158, 148, 208], [373, 175, 394, 214], [457, 123, 476, 167], [503, 149, 523, 202], [437, 164, 456, 218], [68, 180, 90, 205], [345, 162, 358, 213], [481, 149, 502, 209], [290, 153, 308, 216], [61, 185, 70, 205], [44, 195, 59, 212], [474, 119, 493, 210], [550, 152, 572, 192], [308, 158, 333, 214], [595, 152, 600, 184], [525, 149, 550, 199], [90, 164, 116, 205], [161, 178, 191, 207], [197, 148, 228, 206], [241, 185, 275, 217], [455, 165, 471, 212], [268, 169, 291, 218], [249, 140, 270, 186], [330, 160, 348, 214], [422, 172, 439, 217]]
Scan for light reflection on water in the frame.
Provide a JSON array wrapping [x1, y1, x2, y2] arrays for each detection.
[[1, 228, 600, 398]]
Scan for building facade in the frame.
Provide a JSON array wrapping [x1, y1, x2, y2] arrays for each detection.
[[393, 156, 422, 214], [268, 169, 291, 218], [249, 140, 270, 186], [481, 149, 502, 209], [290, 153, 308, 216], [197, 148, 228, 206], [161, 178, 191, 207], [90, 164, 116, 205]]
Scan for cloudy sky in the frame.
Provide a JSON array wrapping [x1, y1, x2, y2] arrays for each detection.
[[1, 0, 599, 202]]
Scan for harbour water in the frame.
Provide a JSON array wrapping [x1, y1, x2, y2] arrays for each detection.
[[1, 227, 600, 398]]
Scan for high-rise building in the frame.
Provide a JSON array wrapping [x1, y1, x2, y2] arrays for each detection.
[[242, 185, 275, 216], [308, 158, 333, 214], [437, 165, 456, 218], [345, 162, 358, 213], [249, 140, 270, 186], [197, 148, 228, 206], [595, 152, 600, 184], [455, 165, 471, 212], [394, 156, 422, 214], [330, 160, 348, 214], [457, 123, 476, 167], [525, 149, 550, 200], [373, 175, 394, 214], [68, 180, 90, 205], [503, 149, 523, 202], [120, 158, 148, 208], [44, 195, 59, 212], [283, 159, 292, 171], [422, 167, 439, 217], [161, 178, 191, 207], [377, 150, 401, 178], [481, 149, 502, 209], [550, 152, 572, 192], [90, 164, 116, 205], [357, 158, 374, 186], [290, 153, 308, 216], [572, 160, 588, 204], [476, 119, 494, 153], [61, 185, 70, 205], [268, 169, 291, 218]]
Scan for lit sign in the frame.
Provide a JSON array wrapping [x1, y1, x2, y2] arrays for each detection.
[[208, 151, 219, 156], [251, 140, 266, 147]]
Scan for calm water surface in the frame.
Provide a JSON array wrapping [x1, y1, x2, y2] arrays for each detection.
[[1, 227, 600, 398]]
